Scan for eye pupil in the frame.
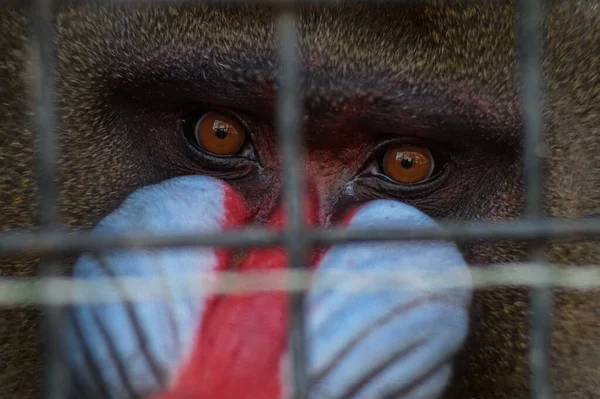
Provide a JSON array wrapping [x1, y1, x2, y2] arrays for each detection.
[[214, 125, 228, 139], [400, 157, 413, 169]]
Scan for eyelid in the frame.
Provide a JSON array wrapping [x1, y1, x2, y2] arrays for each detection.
[[355, 164, 451, 200], [371, 135, 444, 153]]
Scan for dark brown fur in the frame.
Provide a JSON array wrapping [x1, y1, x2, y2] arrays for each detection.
[[1, 2, 598, 398]]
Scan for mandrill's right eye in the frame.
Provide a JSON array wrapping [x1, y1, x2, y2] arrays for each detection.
[[180, 108, 258, 179], [193, 112, 247, 156]]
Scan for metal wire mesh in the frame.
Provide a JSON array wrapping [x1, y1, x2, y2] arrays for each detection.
[[28, 1, 68, 398], [2, 0, 599, 398]]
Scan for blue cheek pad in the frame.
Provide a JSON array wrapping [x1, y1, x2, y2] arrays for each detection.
[[306, 200, 472, 399], [65, 176, 231, 396]]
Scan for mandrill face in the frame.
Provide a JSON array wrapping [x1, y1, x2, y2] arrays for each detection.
[[0, 3, 599, 399]]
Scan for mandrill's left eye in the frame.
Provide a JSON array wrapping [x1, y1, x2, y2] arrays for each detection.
[[382, 145, 435, 184]]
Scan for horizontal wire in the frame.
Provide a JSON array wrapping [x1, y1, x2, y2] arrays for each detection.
[[1, 217, 600, 257], [0, 263, 598, 306]]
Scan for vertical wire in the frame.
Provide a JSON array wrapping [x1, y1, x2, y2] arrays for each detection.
[[517, 0, 552, 398], [276, 7, 309, 399], [29, 0, 69, 397]]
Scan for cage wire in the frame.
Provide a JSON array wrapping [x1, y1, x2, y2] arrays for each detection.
[[0, 0, 599, 398]]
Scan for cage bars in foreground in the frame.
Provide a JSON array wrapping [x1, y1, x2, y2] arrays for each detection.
[[516, 0, 552, 398], [29, 0, 70, 398], [276, 7, 309, 399]]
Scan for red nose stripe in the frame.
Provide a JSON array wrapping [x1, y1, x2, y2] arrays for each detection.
[[153, 208, 291, 399], [158, 253, 289, 399], [152, 185, 330, 399], [221, 183, 252, 230]]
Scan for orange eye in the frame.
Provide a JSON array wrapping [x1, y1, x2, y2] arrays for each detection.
[[383, 145, 435, 184], [195, 112, 246, 155]]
